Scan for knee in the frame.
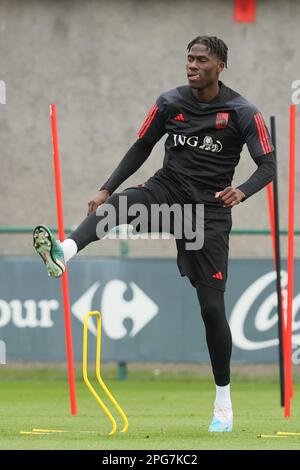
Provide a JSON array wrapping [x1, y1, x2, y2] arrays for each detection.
[[196, 285, 225, 324], [201, 299, 223, 324]]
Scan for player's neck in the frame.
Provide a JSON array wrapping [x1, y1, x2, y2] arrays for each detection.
[[191, 81, 220, 102]]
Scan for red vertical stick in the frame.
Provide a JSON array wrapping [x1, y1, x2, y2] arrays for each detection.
[[285, 104, 296, 417], [50, 104, 77, 416]]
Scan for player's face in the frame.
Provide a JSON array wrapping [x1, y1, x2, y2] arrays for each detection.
[[186, 43, 224, 89]]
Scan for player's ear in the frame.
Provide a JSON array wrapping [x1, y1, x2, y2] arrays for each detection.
[[217, 62, 225, 74]]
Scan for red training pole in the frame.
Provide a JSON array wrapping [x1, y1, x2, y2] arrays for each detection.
[[50, 104, 77, 416], [285, 104, 296, 417]]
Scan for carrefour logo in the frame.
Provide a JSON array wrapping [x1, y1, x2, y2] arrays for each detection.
[[72, 280, 159, 338]]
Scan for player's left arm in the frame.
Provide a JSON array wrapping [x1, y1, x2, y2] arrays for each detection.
[[216, 106, 276, 208]]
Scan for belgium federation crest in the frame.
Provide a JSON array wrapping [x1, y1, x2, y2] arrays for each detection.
[[215, 112, 229, 129]]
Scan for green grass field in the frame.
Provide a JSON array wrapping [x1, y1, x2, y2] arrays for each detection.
[[0, 367, 299, 450]]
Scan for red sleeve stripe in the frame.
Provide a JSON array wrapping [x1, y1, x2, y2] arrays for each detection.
[[256, 113, 273, 153], [138, 103, 158, 138], [254, 112, 272, 154]]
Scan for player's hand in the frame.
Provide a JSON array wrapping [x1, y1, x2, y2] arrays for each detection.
[[215, 187, 246, 208], [87, 189, 110, 215]]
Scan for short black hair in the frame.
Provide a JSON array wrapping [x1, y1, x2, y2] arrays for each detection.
[[187, 36, 228, 68]]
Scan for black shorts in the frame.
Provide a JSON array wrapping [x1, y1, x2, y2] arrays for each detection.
[[124, 183, 232, 292]]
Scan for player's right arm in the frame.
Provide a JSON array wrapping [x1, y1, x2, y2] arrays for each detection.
[[87, 98, 167, 215]]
